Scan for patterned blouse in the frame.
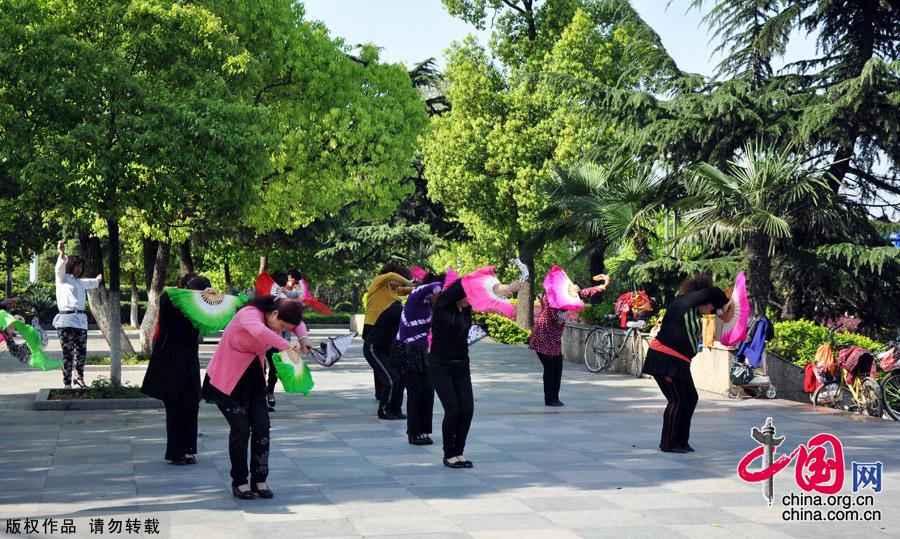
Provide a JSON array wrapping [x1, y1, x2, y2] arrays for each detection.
[[529, 286, 604, 357]]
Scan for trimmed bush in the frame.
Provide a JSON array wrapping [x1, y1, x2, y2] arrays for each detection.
[[474, 312, 531, 345], [303, 312, 350, 324], [769, 319, 885, 367], [580, 302, 615, 326], [334, 302, 354, 313]]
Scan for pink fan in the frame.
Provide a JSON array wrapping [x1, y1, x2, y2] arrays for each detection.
[[461, 266, 516, 320], [720, 271, 750, 346], [544, 265, 584, 311], [411, 266, 427, 282], [444, 268, 459, 288]]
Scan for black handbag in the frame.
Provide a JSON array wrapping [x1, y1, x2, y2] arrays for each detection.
[[730, 362, 754, 385]]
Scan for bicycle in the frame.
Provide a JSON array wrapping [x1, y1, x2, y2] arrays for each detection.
[[583, 314, 646, 375], [876, 341, 900, 420], [810, 327, 883, 417]]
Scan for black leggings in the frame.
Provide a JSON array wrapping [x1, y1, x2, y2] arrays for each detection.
[[216, 394, 270, 487], [163, 385, 199, 461], [536, 353, 563, 404], [431, 366, 474, 459], [653, 373, 699, 451], [402, 369, 434, 437]]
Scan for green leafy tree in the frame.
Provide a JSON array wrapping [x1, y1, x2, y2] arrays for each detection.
[[680, 143, 836, 313]]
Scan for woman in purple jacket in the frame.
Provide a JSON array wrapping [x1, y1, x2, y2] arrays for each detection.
[[389, 273, 444, 445]]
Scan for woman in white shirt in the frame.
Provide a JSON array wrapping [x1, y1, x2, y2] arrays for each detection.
[[53, 241, 102, 388]]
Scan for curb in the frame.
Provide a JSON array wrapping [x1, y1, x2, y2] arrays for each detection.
[[33, 388, 164, 411]]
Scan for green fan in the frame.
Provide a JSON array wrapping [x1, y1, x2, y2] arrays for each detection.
[[0, 310, 61, 371], [165, 287, 248, 335], [271, 349, 315, 395]]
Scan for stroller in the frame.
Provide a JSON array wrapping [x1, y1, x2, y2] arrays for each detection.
[[726, 316, 778, 399]]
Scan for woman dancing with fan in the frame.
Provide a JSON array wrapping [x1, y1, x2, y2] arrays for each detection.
[[530, 267, 610, 406], [430, 268, 521, 469], [641, 273, 733, 453], [390, 273, 445, 444], [141, 273, 211, 465], [201, 296, 312, 499], [363, 263, 417, 404]]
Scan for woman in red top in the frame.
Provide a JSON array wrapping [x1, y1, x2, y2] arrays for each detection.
[[528, 275, 609, 406]]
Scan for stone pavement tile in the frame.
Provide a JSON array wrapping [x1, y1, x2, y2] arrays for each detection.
[[321, 486, 418, 504], [470, 527, 581, 539], [348, 513, 463, 536], [540, 508, 655, 529], [649, 507, 756, 526], [515, 495, 622, 513], [241, 502, 344, 523], [448, 512, 558, 532], [507, 449, 596, 465], [667, 523, 797, 539], [599, 491, 712, 510], [720, 505, 793, 524], [391, 471, 489, 489], [424, 496, 533, 516], [333, 498, 437, 518], [664, 478, 754, 494], [408, 485, 501, 500], [301, 464, 390, 479], [575, 525, 690, 538], [472, 471, 567, 490], [170, 521, 255, 539], [550, 467, 645, 486]]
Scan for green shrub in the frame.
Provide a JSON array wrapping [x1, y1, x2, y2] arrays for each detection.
[[85, 376, 144, 399], [334, 302, 354, 313], [580, 302, 615, 325], [16, 283, 57, 324], [303, 312, 350, 324], [473, 312, 531, 344], [85, 354, 148, 365], [769, 319, 885, 367]]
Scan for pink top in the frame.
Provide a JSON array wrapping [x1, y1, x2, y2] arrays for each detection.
[[206, 306, 308, 395]]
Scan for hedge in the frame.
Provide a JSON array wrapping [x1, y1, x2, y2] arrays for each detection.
[[473, 312, 531, 345], [768, 319, 885, 367], [303, 312, 350, 324]]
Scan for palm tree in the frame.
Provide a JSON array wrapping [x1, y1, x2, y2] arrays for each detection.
[[537, 158, 675, 283], [680, 142, 835, 313]]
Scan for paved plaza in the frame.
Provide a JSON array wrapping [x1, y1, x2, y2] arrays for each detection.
[[1, 329, 898, 538]]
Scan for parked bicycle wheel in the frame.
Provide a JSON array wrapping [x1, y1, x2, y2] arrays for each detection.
[[882, 372, 900, 421], [811, 382, 850, 410], [861, 378, 884, 418], [628, 331, 645, 378], [583, 328, 614, 373]]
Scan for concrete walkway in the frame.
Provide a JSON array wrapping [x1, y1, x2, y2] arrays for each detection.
[[0, 330, 898, 538]]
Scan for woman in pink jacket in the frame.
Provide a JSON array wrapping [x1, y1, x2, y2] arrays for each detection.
[[201, 296, 312, 500]]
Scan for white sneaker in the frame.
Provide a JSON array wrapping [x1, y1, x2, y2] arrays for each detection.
[[64, 384, 72, 389]]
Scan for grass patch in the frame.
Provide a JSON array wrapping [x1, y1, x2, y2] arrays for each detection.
[[48, 376, 146, 400], [85, 354, 149, 365]]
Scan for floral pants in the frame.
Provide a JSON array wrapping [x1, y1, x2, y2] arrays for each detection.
[[58, 327, 87, 386]]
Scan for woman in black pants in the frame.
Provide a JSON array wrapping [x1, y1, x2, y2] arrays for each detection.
[[429, 278, 520, 469], [141, 272, 210, 465], [642, 274, 731, 453]]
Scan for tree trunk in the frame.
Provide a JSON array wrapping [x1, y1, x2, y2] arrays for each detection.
[[746, 233, 773, 315], [224, 261, 233, 291], [107, 219, 123, 386], [178, 238, 194, 276], [515, 255, 536, 329], [130, 272, 140, 328], [142, 237, 159, 291], [587, 235, 607, 304], [140, 241, 171, 357], [4, 252, 12, 299], [78, 233, 135, 375]]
